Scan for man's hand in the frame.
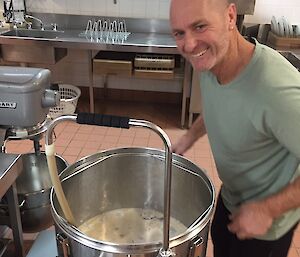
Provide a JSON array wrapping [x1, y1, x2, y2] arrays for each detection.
[[172, 116, 207, 155], [227, 201, 274, 240], [171, 133, 194, 155]]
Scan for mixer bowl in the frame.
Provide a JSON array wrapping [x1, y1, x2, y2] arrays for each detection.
[[16, 152, 67, 233], [51, 147, 215, 257]]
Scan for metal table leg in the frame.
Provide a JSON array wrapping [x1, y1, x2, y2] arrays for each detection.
[[181, 61, 192, 128], [6, 183, 25, 257], [88, 50, 95, 113]]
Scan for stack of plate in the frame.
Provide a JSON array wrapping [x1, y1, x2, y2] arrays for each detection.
[[271, 16, 300, 38]]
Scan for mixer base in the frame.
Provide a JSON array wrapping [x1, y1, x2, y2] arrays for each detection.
[[26, 230, 57, 257]]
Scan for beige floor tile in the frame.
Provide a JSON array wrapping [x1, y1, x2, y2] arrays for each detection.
[[72, 133, 90, 141], [106, 127, 122, 136], [293, 231, 300, 248], [84, 141, 101, 149], [63, 155, 79, 164], [288, 247, 299, 257], [63, 147, 81, 156], [68, 139, 87, 148], [118, 136, 134, 145], [53, 138, 71, 147], [92, 126, 108, 135]]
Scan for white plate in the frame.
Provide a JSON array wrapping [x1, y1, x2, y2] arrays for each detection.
[[287, 20, 294, 37], [271, 16, 279, 36], [277, 17, 285, 37], [295, 24, 300, 37], [281, 16, 290, 37], [283, 17, 294, 38]]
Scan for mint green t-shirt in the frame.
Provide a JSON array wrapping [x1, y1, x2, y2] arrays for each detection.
[[200, 40, 300, 240]]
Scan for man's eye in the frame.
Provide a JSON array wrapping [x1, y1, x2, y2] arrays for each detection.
[[173, 31, 184, 39], [195, 24, 206, 31]]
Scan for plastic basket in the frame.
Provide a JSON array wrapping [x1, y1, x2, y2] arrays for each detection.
[[49, 84, 81, 119]]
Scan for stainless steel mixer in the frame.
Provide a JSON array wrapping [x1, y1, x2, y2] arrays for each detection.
[[0, 66, 67, 235]]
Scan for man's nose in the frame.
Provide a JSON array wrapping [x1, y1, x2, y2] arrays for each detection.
[[183, 34, 197, 53]]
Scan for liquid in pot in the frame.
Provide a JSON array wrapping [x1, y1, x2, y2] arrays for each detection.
[[78, 208, 187, 244]]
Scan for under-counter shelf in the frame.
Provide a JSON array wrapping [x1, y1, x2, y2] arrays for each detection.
[[93, 51, 135, 77], [134, 53, 176, 80], [93, 51, 183, 80], [1, 44, 67, 64], [134, 68, 174, 80]]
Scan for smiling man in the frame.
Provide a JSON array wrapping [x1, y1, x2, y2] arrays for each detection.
[[170, 0, 300, 257]]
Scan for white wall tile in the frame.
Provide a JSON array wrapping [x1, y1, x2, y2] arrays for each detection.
[[93, 0, 107, 16], [245, 0, 300, 25], [13, 0, 25, 11], [145, 0, 159, 19], [78, 0, 94, 15], [106, 0, 119, 17], [27, 0, 54, 13], [52, 0, 67, 14], [15, 0, 300, 26], [119, 0, 133, 18], [158, 0, 170, 20], [132, 0, 146, 18], [65, 0, 80, 15]]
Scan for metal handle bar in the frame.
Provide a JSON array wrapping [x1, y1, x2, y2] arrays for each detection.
[[45, 113, 173, 256]]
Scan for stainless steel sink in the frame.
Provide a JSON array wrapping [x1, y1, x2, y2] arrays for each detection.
[[279, 51, 300, 72], [1, 29, 65, 39], [0, 29, 67, 64]]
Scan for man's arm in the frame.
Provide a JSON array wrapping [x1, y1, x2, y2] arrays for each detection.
[[228, 175, 300, 240], [172, 115, 207, 155]]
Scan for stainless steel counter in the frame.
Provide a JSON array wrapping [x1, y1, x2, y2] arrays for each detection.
[[0, 153, 22, 198], [0, 29, 179, 54], [0, 13, 179, 54], [0, 153, 25, 257]]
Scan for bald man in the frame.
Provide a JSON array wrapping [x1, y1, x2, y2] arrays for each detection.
[[170, 0, 300, 257]]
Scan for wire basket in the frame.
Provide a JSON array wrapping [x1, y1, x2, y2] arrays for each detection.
[[49, 84, 81, 119]]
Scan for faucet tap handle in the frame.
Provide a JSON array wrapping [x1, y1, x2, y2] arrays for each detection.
[[26, 21, 32, 29], [51, 23, 57, 31]]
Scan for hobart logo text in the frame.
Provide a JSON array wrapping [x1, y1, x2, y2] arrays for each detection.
[[0, 102, 17, 109]]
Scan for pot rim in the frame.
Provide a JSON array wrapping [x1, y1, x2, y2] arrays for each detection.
[[50, 147, 215, 254]]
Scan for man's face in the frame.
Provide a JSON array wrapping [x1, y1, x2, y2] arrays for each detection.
[[170, 0, 234, 72]]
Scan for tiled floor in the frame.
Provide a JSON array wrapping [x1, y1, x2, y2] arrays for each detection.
[[3, 99, 300, 257]]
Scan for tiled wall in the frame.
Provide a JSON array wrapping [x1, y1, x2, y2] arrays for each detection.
[[244, 0, 300, 25], [22, 0, 300, 24], [25, 0, 171, 19], [1, 0, 298, 24]]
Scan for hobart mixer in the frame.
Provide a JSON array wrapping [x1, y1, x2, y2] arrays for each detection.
[[0, 66, 58, 144], [0, 66, 65, 255]]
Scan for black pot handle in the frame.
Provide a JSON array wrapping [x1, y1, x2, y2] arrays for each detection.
[[76, 113, 130, 129]]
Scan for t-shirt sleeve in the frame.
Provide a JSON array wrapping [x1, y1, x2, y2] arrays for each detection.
[[264, 82, 300, 158]]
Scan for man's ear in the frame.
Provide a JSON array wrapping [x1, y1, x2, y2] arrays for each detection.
[[227, 3, 237, 30]]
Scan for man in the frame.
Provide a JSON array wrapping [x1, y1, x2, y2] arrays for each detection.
[[170, 0, 300, 257]]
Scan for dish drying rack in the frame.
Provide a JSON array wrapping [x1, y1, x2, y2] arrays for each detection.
[[79, 19, 131, 44]]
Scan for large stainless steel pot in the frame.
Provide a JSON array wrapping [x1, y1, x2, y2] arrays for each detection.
[[16, 152, 67, 232], [47, 114, 215, 257]]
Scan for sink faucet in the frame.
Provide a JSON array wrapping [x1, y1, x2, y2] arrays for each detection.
[[113, 0, 117, 4], [25, 14, 44, 30]]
